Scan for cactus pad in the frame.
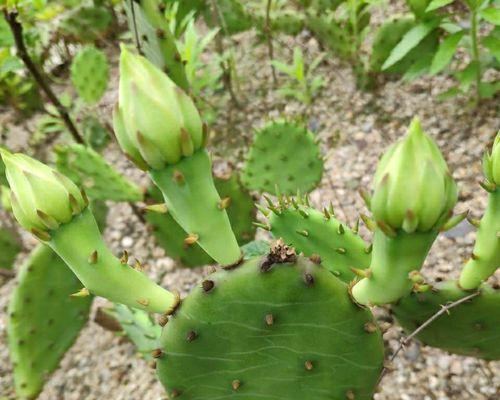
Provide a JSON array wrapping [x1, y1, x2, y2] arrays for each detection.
[[55, 144, 143, 202], [146, 173, 255, 267], [70, 46, 109, 104], [0, 227, 21, 270], [124, 0, 189, 91], [8, 245, 92, 399], [393, 281, 500, 360], [157, 250, 384, 399], [241, 122, 323, 195], [107, 304, 161, 360], [266, 197, 371, 282]]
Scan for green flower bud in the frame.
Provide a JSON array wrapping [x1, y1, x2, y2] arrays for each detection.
[[115, 46, 203, 170], [371, 117, 457, 233], [483, 131, 499, 186], [0, 149, 87, 235]]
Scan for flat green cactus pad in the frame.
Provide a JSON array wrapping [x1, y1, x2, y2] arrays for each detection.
[[107, 304, 161, 360], [146, 173, 255, 267], [70, 46, 109, 104], [241, 122, 324, 195], [370, 16, 439, 74], [393, 281, 500, 360], [157, 252, 384, 399], [266, 196, 371, 282], [8, 245, 92, 399], [0, 227, 21, 270], [55, 144, 143, 202]]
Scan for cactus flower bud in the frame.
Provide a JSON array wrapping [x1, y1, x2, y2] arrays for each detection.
[[371, 117, 457, 233], [115, 46, 203, 170], [483, 131, 499, 187], [0, 149, 86, 235]]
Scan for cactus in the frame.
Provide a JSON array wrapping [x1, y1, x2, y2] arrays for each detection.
[[370, 16, 439, 74], [54, 144, 143, 203], [106, 304, 161, 360], [1, 149, 177, 314], [459, 132, 500, 289], [70, 46, 109, 105], [146, 173, 255, 267], [8, 244, 93, 399], [0, 226, 21, 270], [393, 281, 500, 360], [157, 244, 384, 399], [351, 118, 458, 305], [115, 48, 241, 266], [124, 0, 189, 91], [240, 121, 324, 195], [264, 195, 371, 282]]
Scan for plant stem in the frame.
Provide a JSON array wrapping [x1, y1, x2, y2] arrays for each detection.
[[470, 9, 481, 104], [3, 10, 84, 144], [265, 0, 278, 85]]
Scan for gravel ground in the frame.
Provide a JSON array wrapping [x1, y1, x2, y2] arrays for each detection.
[[1, 8, 500, 399]]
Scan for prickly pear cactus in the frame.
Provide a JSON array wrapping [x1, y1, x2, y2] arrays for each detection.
[[241, 121, 324, 195], [124, 0, 189, 91], [263, 195, 371, 282], [70, 46, 109, 105], [393, 281, 500, 360], [107, 304, 161, 360], [0, 227, 21, 270], [146, 173, 255, 267], [370, 16, 439, 74], [156, 244, 384, 399], [8, 245, 93, 399], [55, 144, 143, 202], [59, 6, 112, 43]]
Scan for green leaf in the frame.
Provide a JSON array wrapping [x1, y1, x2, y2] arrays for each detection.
[[430, 31, 465, 75], [437, 86, 462, 100], [270, 60, 294, 76], [480, 8, 500, 25], [403, 53, 434, 81], [382, 20, 440, 70], [455, 61, 479, 92], [426, 0, 455, 12], [478, 80, 500, 98], [483, 34, 500, 61]]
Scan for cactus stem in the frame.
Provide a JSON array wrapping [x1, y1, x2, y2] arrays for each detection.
[[296, 229, 309, 237], [335, 247, 346, 255], [304, 360, 314, 371], [184, 233, 199, 246], [31, 228, 51, 242], [88, 250, 98, 265], [264, 313, 274, 326], [144, 203, 168, 214], [71, 287, 90, 297], [218, 197, 231, 210]]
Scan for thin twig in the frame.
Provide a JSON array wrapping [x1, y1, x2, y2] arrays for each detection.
[[3, 10, 84, 144], [129, 0, 143, 55], [265, 0, 277, 86], [377, 290, 481, 385], [208, 0, 240, 108]]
